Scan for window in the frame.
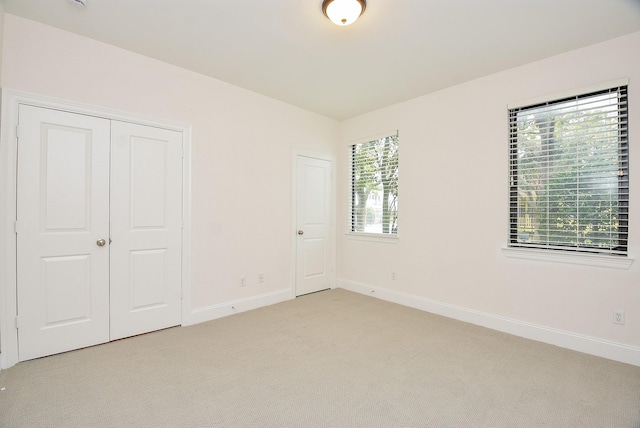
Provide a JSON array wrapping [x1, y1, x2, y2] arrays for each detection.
[[350, 133, 399, 235], [508, 84, 628, 256]]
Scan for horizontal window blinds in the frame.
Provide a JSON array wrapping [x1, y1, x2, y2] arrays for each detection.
[[509, 85, 628, 255], [350, 134, 399, 235]]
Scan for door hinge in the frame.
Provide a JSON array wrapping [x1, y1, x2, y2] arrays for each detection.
[[16, 125, 19, 140], [14, 221, 18, 234], [15, 316, 19, 329]]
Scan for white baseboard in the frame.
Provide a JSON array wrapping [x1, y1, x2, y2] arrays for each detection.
[[184, 289, 293, 326], [337, 279, 640, 367]]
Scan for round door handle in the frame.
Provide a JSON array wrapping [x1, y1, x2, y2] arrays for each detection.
[[96, 239, 106, 247], [297, 230, 304, 235]]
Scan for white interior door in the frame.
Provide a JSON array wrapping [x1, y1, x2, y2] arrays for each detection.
[[295, 155, 333, 296], [16, 105, 111, 361], [109, 121, 183, 340]]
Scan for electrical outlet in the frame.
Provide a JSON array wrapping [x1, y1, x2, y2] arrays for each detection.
[[391, 272, 397, 280], [258, 273, 264, 283], [240, 277, 246, 287], [613, 310, 625, 325]]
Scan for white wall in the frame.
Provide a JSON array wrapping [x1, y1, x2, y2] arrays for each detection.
[[1, 14, 338, 316], [0, 3, 4, 82], [337, 32, 640, 363], [0, 4, 4, 355]]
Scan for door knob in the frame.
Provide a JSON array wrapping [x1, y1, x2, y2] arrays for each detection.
[[297, 230, 304, 235], [96, 239, 106, 247]]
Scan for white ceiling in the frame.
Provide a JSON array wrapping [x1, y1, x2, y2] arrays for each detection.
[[2, 0, 640, 120]]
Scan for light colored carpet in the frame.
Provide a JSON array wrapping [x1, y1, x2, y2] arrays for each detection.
[[1, 289, 639, 427]]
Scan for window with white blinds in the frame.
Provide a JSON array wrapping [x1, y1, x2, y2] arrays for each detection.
[[508, 85, 628, 256], [350, 134, 399, 235]]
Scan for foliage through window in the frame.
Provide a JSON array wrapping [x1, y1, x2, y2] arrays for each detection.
[[350, 134, 399, 235], [509, 85, 628, 255]]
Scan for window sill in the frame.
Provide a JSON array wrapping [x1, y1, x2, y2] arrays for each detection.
[[502, 247, 634, 270], [345, 232, 399, 244]]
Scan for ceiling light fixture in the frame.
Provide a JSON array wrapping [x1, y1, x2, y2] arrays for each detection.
[[67, 0, 87, 7], [322, 0, 366, 26]]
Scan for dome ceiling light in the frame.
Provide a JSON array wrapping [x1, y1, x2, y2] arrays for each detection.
[[322, 0, 366, 26]]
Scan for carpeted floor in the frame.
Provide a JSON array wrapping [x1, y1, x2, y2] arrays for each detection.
[[1, 289, 639, 427]]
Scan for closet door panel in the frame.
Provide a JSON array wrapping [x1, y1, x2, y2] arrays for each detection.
[[16, 105, 111, 361], [109, 121, 183, 340]]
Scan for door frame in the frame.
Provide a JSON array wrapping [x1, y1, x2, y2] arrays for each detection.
[[291, 151, 336, 297], [0, 90, 193, 369]]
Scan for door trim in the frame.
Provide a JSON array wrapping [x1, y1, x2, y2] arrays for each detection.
[[0, 89, 193, 369], [291, 151, 336, 298]]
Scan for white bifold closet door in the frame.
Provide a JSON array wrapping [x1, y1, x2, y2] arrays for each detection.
[[109, 121, 182, 340], [16, 105, 182, 361]]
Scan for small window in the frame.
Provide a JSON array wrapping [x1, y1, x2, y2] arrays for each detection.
[[350, 133, 399, 235], [508, 85, 628, 255]]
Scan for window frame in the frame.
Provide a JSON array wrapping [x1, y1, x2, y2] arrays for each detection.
[[507, 81, 629, 259]]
